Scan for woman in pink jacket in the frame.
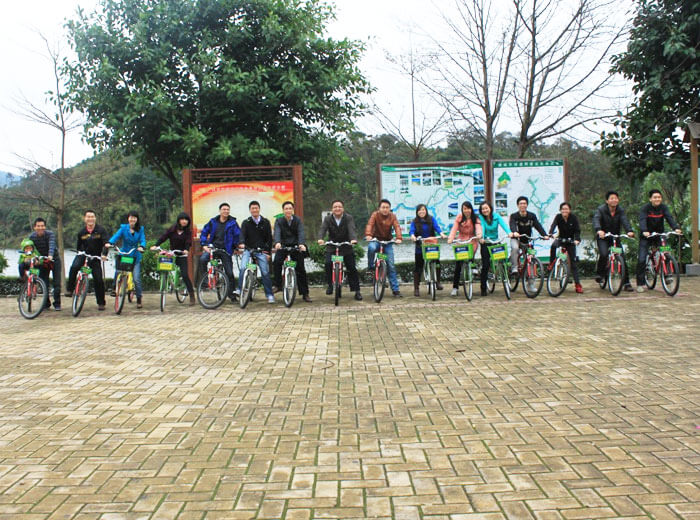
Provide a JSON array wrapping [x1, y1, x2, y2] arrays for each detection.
[[447, 201, 482, 296]]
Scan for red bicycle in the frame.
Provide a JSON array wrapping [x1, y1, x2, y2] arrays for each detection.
[[642, 231, 682, 296], [18, 255, 51, 319], [509, 235, 547, 298], [326, 241, 352, 306]]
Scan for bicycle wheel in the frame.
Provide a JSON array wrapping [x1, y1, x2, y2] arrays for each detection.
[[660, 253, 680, 296], [240, 269, 254, 309], [462, 262, 473, 301], [522, 257, 544, 298], [333, 263, 341, 306], [72, 274, 88, 317], [644, 256, 657, 289], [283, 267, 297, 307], [508, 264, 520, 292], [546, 258, 569, 297], [197, 267, 229, 309], [174, 276, 187, 303], [607, 254, 625, 296], [429, 261, 437, 301], [500, 263, 511, 300], [159, 275, 168, 312], [373, 261, 387, 302], [18, 276, 48, 319], [115, 273, 127, 314]]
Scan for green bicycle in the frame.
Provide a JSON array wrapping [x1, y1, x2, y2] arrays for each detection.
[[452, 237, 479, 301], [153, 246, 189, 312], [482, 239, 511, 300]]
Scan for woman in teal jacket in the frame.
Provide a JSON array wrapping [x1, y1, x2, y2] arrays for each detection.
[[478, 202, 511, 296], [106, 210, 146, 307]]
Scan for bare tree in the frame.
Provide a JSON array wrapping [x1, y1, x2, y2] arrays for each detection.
[[511, 0, 628, 157], [424, 0, 520, 161]]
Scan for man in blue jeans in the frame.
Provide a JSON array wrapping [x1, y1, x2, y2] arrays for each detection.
[[199, 202, 241, 303], [364, 199, 404, 297], [237, 201, 275, 303]]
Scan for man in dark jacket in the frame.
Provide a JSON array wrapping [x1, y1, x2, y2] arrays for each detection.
[[508, 196, 548, 273], [199, 202, 240, 303], [273, 201, 311, 302], [317, 199, 362, 300], [29, 217, 61, 310], [152, 212, 195, 304], [237, 200, 275, 303], [66, 210, 109, 310], [592, 191, 635, 291], [636, 189, 682, 292]]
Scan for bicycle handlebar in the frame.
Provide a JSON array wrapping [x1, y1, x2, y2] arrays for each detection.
[[452, 237, 480, 244], [515, 235, 548, 242], [414, 236, 443, 242], [603, 233, 634, 240], [645, 231, 683, 239], [325, 241, 353, 246], [152, 246, 188, 256], [75, 251, 105, 260], [369, 238, 398, 244], [110, 246, 137, 255], [481, 238, 506, 245]]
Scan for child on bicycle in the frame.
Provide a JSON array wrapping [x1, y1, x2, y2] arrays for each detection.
[[548, 202, 583, 293], [18, 239, 37, 279], [478, 202, 511, 296], [105, 210, 146, 308], [447, 201, 482, 296], [409, 204, 446, 297]]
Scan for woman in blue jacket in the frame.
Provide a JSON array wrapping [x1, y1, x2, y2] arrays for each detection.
[[106, 210, 146, 307]]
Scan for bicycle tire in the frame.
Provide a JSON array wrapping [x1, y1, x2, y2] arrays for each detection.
[[486, 267, 495, 293], [174, 272, 187, 303], [18, 276, 48, 319], [546, 258, 569, 297], [463, 262, 473, 301], [660, 253, 680, 296], [115, 274, 127, 314], [373, 261, 386, 303], [509, 264, 520, 292], [283, 267, 297, 307], [429, 261, 437, 301], [608, 254, 625, 296], [501, 263, 511, 300], [197, 267, 228, 309], [240, 269, 254, 309], [522, 257, 544, 298], [159, 274, 168, 312], [644, 256, 657, 289], [72, 275, 88, 317], [334, 263, 341, 306]]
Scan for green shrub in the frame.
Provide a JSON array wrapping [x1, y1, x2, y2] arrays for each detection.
[[0, 252, 8, 274]]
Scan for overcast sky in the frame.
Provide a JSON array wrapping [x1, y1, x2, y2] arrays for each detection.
[[0, 0, 631, 176]]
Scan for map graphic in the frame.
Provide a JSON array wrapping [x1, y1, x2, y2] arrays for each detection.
[[380, 163, 485, 236]]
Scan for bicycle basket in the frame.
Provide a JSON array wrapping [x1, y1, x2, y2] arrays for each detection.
[[557, 251, 568, 260], [331, 255, 344, 263], [487, 243, 507, 261], [284, 260, 297, 268], [422, 244, 440, 261], [29, 267, 40, 276], [116, 254, 135, 272], [453, 243, 474, 261], [660, 245, 671, 252], [157, 255, 174, 271], [610, 246, 623, 254], [80, 266, 93, 274]]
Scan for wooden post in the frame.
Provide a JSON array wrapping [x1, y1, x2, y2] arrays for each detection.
[[691, 137, 699, 264], [181, 169, 196, 285]]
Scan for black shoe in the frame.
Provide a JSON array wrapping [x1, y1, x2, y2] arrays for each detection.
[[64, 292, 73, 298], [623, 284, 634, 292], [303, 294, 312, 303], [594, 276, 603, 285], [392, 291, 402, 298], [481, 288, 487, 296], [326, 286, 333, 295], [354, 292, 363, 301]]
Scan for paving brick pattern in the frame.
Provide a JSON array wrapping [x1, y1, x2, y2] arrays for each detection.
[[0, 278, 699, 519]]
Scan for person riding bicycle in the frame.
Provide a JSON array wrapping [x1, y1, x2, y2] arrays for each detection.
[[365, 199, 404, 297], [635, 189, 682, 293], [66, 210, 109, 310], [199, 202, 240, 304], [409, 204, 446, 297], [18, 238, 38, 278], [548, 202, 583, 294], [448, 201, 483, 296], [317, 199, 362, 301], [105, 210, 146, 308], [593, 191, 635, 292], [28, 217, 61, 311], [509, 196, 549, 274], [238, 201, 275, 304], [152, 212, 195, 305], [478, 201, 511, 296], [272, 201, 312, 303]]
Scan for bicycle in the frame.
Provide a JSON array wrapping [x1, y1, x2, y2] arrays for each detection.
[[642, 231, 682, 296], [239, 247, 267, 309], [325, 241, 352, 306], [278, 246, 301, 308], [452, 237, 479, 301], [197, 245, 232, 310], [369, 238, 397, 303], [70, 251, 104, 317], [18, 255, 50, 319], [509, 235, 547, 298], [416, 237, 441, 301], [481, 239, 511, 300], [546, 237, 576, 297], [598, 233, 634, 296], [153, 246, 189, 312], [108, 246, 137, 314]]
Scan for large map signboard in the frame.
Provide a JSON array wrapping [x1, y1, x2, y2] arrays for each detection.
[[379, 162, 486, 236], [492, 159, 567, 256]]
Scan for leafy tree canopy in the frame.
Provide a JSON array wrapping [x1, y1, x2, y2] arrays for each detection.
[[65, 0, 370, 192], [600, 0, 700, 182]]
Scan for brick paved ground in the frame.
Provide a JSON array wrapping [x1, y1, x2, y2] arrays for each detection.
[[0, 278, 699, 519]]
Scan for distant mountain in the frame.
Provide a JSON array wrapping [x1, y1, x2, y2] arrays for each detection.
[[0, 171, 19, 187]]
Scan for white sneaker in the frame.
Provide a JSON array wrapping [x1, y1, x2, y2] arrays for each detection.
[[233, 289, 240, 296], [450, 288, 458, 296], [267, 295, 275, 303], [636, 286, 645, 293]]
